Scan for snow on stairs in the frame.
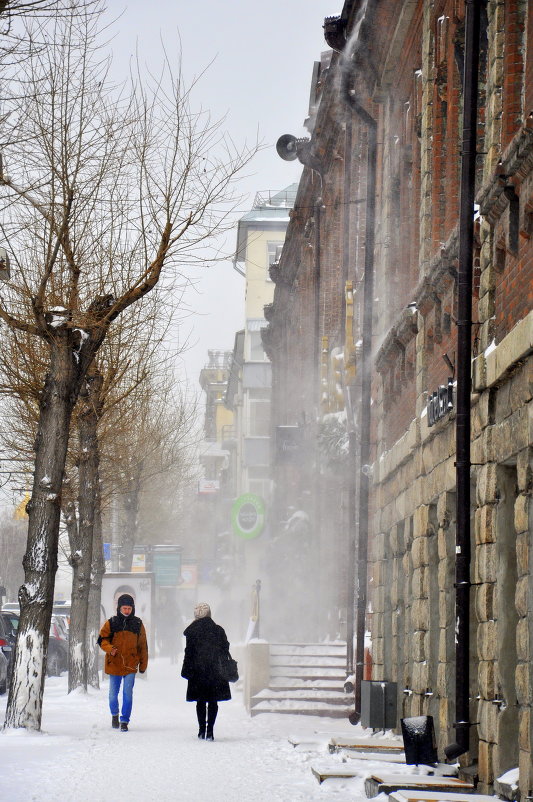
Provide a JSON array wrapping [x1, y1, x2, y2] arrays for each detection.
[[250, 642, 351, 718]]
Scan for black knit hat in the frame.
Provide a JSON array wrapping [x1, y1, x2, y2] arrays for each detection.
[[117, 593, 135, 612]]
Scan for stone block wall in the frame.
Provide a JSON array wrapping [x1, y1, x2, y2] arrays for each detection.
[[264, 0, 533, 792]]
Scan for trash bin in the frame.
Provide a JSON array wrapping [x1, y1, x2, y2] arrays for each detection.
[[361, 680, 397, 730], [401, 715, 438, 765]]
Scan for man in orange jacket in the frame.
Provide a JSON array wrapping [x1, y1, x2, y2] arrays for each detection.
[[98, 593, 148, 732]]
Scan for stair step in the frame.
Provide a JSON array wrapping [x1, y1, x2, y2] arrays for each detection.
[[270, 655, 346, 667], [252, 689, 351, 704], [269, 678, 345, 691], [270, 666, 345, 679], [270, 643, 346, 656], [252, 641, 349, 717], [250, 699, 350, 717]]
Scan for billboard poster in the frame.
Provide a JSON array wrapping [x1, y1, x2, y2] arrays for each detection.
[[179, 564, 198, 590], [131, 552, 146, 572]]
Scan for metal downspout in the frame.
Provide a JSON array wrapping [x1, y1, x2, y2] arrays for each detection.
[[341, 73, 377, 725], [445, 0, 481, 761], [343, 120, 356, 676], [314, 200, 322, 408]]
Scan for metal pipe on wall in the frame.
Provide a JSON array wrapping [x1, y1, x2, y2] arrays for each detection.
[[341, 74, 377, 725], [324, 0, 379, 723], [342, 119, 357, 676], [445, 0, 481, 761]]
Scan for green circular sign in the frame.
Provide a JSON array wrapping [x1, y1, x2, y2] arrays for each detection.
[[231, 493, 265, 539]]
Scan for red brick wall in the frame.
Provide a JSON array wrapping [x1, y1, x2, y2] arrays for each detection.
[[502, 1, 526, 148]]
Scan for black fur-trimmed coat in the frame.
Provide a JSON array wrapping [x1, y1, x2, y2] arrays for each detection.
[[181, 617, 231, 702]]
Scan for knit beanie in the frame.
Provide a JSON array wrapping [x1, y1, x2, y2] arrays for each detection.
[[117, 593, 135, 611], [194, 602, 211, 620]]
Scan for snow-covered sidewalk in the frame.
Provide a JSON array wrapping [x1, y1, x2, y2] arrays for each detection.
[[0, 658, 389, 801]]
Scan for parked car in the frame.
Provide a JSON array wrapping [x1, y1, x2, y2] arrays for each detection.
[[52, 601, 71, 622], [1, 602, 20, 613], [0, 648, 8, 694], [0, 610, 69, 678], [0, 611, 17, 677], [47, 614, 69, 676]]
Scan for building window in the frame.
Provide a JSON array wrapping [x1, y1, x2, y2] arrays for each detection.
[[248, 389, 270, 436], [249, 330, 266, 361], [248, 466, 271, 499], [267, 241, 283, 276]]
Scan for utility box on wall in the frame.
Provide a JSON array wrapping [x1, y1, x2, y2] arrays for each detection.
[[361, 680, 397, 730]]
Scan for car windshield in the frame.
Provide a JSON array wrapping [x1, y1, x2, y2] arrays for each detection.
[[50, 616, 68, 639], [4, 615, 18, 632]]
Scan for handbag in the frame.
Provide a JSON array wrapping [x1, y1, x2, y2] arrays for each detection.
[[219, 651, 239, 683]]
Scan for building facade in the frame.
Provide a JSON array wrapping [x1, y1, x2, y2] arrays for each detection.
[[264, 0, 533, 792], [226, 186, 297, 500]]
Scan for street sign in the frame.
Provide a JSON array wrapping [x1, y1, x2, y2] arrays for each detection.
[[132, 552, 146, 572], [198, 478, 220, 494], [153, 551, 182, 586], [231, 493, 265, 539]]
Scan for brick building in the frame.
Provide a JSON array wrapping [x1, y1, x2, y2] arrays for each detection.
[[263, 0, 533, 792]]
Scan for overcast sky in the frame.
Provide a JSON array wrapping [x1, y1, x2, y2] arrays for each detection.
[[107, 0, 335, 388]]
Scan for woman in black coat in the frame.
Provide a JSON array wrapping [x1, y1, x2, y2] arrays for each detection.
[[181, 602, 231, 740]]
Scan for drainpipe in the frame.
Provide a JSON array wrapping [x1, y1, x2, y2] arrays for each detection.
[[342, 121, 357, 676], [444, 0, 481, 762], [340, 65, 377, 728], [325, 4, 378, 724], [314, 200, 322, 410], [350, 109, 376, 725]]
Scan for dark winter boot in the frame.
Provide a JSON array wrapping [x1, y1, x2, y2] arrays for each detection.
[[198, 727, 206, 739], [120, 722, 128, 732], [112, 715, 119, 729], [206, 702, 217, 741]]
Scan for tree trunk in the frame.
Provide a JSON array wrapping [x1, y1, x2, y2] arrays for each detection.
[[84, 373, 104, 689], [5, 340, 78, 729], [68, 371, 103, 692], [86, 502, 104, 688]]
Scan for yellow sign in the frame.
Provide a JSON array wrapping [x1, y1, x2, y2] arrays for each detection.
[[14, 492, 30, 520], [131, 553, 146, 572]]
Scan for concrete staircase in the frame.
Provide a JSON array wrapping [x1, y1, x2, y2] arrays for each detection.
[[250, 642, 352, 717]]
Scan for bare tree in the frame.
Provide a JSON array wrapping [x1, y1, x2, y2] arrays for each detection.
[[0, 6, 254, 730], [108, 374, 198, 570], [0, 282, 193, 693], [0, 0, 92, 14], [65, 298, 185, 693]]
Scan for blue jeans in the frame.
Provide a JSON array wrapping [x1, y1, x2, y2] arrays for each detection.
[[108, 673, 136, 723]]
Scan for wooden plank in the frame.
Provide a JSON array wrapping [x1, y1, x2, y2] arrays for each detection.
[[329, 736, 404, 754], [311, 764, 360, 784], [390, 791, 495, 802], [343, 751, 406, 764], [365, 774, 475, 799]]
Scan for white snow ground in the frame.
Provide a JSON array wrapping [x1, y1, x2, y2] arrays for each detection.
[[0, 659, 406, 802]]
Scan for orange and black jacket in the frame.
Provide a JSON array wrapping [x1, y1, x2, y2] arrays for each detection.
[[98, 614, 148, 676]]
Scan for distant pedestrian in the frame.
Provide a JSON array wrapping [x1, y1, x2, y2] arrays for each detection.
[[181, 603, 231, 741], [98, 593, 148, 732]]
